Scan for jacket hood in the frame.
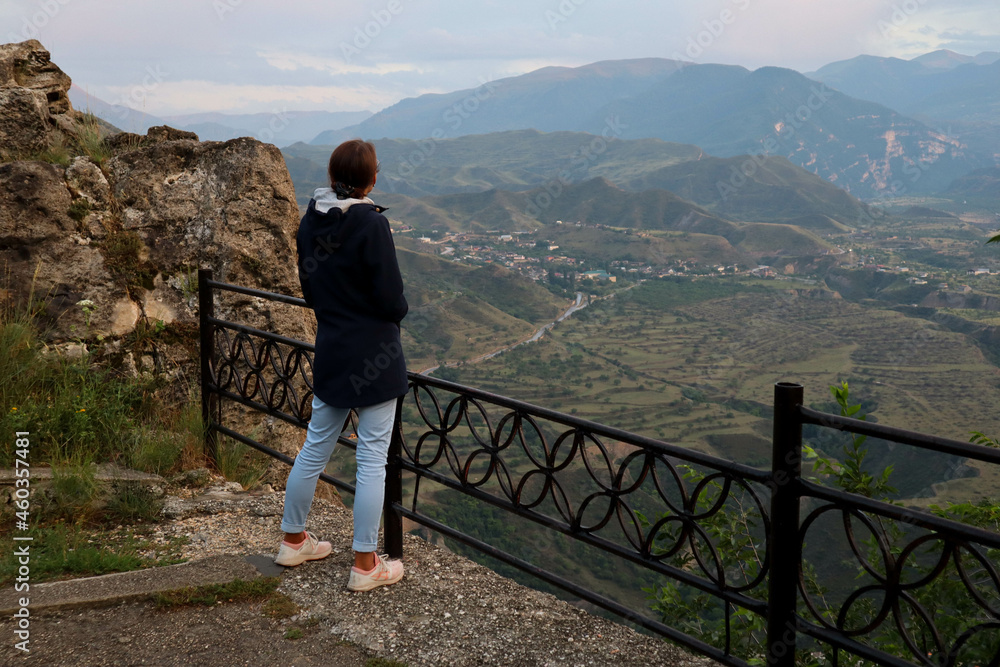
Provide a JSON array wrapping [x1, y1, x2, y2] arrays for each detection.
[[312, 187, 374, 214]]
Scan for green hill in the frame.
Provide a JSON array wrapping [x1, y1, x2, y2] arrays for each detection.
[[623, 155, 869, 226], [382, 189, 544, 233], [381, 177, 741, 237], [395, 247, 568, 369], [283, 130, 872, 226], [944, 167, 1000, 207], [729, 223, 835, 255]]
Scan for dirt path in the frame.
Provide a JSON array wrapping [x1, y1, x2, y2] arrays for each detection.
[[1, 598, 374, 667], [0, 483, 710, 667], [418, 283, 643, 375]]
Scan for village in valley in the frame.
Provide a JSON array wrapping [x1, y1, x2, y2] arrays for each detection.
[[392, 217, 1000, 296], [393, 220, 776, 287]]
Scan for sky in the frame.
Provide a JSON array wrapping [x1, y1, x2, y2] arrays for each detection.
[[4, 0, 999, 117]]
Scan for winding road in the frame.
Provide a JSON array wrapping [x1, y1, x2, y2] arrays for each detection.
[[419, 282, 641, 375], [418, 292, 585, 375]]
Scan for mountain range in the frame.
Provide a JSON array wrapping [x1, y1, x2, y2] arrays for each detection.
[[67, 85, 370, 145], [284, 130, 871, 227], [76, 49, 999, 204], [308, 55, 998, 198], [379, 176, 837, 259], [808, 49, 1000, 124]]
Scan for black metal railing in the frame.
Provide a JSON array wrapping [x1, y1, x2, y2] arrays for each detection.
[[779, 384, 1000, 667], [198, 270, 1000, 667]]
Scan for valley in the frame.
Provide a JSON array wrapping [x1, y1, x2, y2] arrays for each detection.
[[368, 188, 1000, 519], [267, 47, 1000, 648], [25, 28, 999, 661]]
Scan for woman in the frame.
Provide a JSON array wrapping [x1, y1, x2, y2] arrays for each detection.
[[275, 139, 408, 592]]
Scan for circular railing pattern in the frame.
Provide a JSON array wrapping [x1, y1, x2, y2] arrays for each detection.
[[798, 502, 1000, 665], [198, 282, 1000, 666], [211, 325, 315, 423], [401, 379, 771, 598]]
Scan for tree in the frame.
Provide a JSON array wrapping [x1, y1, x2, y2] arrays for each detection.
[[644, 383, 1000, 665]]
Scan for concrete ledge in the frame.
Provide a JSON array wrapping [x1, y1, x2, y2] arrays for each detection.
[[0, 554, 274, 615], [0, 463, 165, 486]]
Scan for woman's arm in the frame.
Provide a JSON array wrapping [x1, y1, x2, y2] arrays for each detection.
[[296, 225, 315, 308], [361, 212, 408, 323]]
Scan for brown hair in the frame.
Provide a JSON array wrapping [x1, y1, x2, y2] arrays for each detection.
[[327, 139, 379, 199]]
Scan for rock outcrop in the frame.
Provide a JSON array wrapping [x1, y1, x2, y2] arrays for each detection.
[[0, 39, 80, 159], [0, 40, 310, 340], [0, 40, 316, 458]]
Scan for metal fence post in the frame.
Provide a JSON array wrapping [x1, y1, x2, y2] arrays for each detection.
[[767, 382, 804, 667], [198, 268, 219, 467], [383, 395, 405, 559]]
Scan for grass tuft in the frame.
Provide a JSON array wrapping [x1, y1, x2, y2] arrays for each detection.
[[104, 481, 164, 525], [68, 198, 92, 222], [75, 113, 111, 165], [0, 523, 185, 585], [365, 658, 409, 667], [46, 459, 101, 522], [154, 577, 281, 609], [215, 435, 271, 491], [100, 229, 154, 295], [263, 593, 299, 619]]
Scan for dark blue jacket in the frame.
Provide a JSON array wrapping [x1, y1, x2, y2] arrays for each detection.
[[297, 195, 408, 408]]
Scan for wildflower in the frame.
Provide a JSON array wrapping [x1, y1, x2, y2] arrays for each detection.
[[10, 407, 17, 411], [77, 299, 96, 327], [77, 408, 86, 413]]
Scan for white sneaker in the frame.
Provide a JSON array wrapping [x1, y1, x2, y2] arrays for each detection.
[[347, 554, 404, 591], [274, 531, 332, 567]]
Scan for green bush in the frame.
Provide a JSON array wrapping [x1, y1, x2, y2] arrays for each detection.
[[215, 435, 271, 490], [104, 481, 164, 524]]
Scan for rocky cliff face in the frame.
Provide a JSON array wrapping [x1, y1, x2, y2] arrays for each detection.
[[1, 40, 310, 339], [0, 40, 315, 457], [0, 40, 79, 160]]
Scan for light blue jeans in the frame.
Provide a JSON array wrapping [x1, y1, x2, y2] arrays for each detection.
[[281, 395, 397, 553]]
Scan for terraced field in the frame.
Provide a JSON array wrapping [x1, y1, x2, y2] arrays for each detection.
[[438, 278, 1000, 504]]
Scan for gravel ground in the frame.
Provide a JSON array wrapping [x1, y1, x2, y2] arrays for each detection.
[[2, 598, 372, 666], [4, 482, 716, 667]]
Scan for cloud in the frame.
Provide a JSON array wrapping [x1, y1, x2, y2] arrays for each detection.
[[98, 80, 397, 115], [5, 0, 996, 114], [257, 51, 420, 77]]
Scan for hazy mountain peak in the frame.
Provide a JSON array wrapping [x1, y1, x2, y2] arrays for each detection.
[[911, 49, 976, 69], [908, 49, 1000, 69], [807, 49, 1000, 128]]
